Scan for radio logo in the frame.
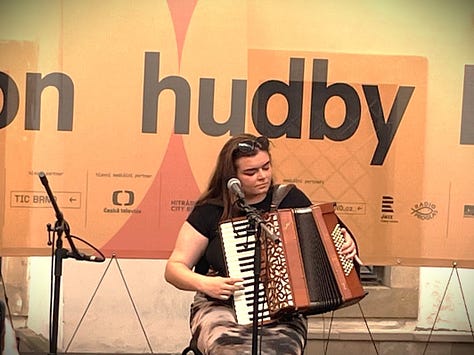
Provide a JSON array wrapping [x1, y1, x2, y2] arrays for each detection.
[[411, 201, 438, 220]]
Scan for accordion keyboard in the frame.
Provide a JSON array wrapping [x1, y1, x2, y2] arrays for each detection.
[[331, 223, 355, 276], [220, 219, 271, 325]]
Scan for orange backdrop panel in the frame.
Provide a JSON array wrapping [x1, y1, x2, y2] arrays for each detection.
[[1, 0, 473, 267]]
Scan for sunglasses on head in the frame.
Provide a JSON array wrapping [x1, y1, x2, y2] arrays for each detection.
[[236, 136, 270, 153]]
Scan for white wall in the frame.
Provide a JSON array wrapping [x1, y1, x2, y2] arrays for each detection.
[[27, 257, 194, 353], [418, 267, 474, 332], [27, 257, 51, 339]]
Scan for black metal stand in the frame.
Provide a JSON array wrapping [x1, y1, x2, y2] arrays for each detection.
[[48, 222, 69, 355], [39, 172, 105, 355], [250, 220, 262, 355], [235, 198, 279, 355]]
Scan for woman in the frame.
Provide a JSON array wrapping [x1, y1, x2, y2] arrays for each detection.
[[165, 134, 358, 354]]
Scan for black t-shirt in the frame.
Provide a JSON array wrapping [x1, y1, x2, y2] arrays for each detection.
[[187, 185, 312, 275]]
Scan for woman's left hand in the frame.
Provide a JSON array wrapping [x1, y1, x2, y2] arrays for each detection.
[[340, 228, 359, 262]]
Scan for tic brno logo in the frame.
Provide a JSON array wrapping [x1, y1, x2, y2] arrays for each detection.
[[411, 201, 438, 220]]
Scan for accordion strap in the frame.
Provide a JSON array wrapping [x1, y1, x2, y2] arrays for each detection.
[[270, 184, 295, 211]]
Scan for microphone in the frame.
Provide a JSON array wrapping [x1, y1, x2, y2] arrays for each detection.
[[38, 171, 49, 187], [38, 171, 64, 224], [227, 178, 245, 200], [227, 178, 280, 243]]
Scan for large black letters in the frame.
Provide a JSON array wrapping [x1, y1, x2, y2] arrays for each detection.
[[0, 72, 20, 129], [251, 58, 304, 138], [1, 51, 415, 165], [25, 72, 74, 131], [310, 59, 361, 141]]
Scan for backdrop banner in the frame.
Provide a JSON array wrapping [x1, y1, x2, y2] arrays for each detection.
[[1, 0, 473, 267]]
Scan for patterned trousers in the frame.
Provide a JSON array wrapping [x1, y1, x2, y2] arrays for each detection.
[[189, 292, 307, 355]]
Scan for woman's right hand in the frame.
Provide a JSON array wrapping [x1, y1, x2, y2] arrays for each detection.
[[201, 276, 244, 300]]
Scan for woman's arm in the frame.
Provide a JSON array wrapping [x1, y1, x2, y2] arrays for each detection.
[[164, 221, 209, 291], [164, 222, 243, 300]]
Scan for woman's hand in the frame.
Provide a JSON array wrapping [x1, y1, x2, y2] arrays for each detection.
[[340, 228, 363, 264], [201, 276, 245, 300]]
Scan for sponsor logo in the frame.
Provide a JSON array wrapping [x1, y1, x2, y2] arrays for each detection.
[[10, 191, 81, 208], [112, 190, 134, 206], [380, 195, 398, 223], [103, 190, 141, 214], [411, 201, 438, 220], [170, 199, 195, 212]]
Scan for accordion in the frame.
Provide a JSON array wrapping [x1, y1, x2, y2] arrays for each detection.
[[219, 202, 367, 325]]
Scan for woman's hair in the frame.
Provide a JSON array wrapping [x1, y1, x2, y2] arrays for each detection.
[[196, 133, 272, 220]]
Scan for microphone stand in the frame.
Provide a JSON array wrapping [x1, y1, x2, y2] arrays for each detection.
[[235, 198, 279, 355], [39, 172, 104, 355]]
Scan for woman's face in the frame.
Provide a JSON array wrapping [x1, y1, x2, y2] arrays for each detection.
[[235, 150, 272, 204]]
